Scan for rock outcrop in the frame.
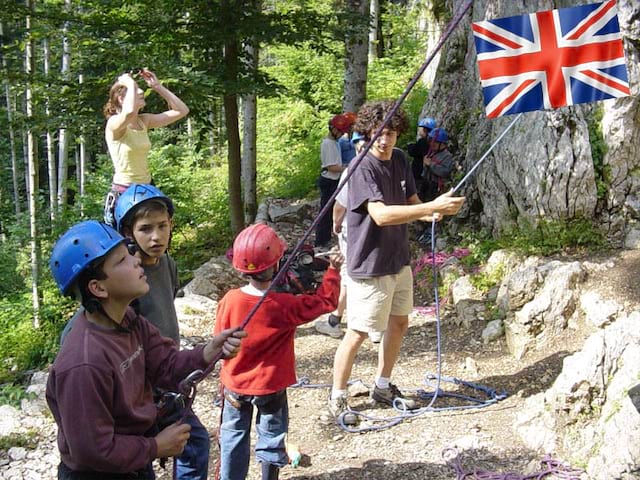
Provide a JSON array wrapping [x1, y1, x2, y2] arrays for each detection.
[[423, 0, 640, 243]]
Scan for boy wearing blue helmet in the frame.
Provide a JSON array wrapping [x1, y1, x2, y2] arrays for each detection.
[[46, 220, 245, 479], [406, 117, 437, 198], [115, 184, 211, 479], [422, 127, 455, 202]]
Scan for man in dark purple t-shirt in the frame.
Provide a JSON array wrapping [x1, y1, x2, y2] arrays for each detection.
[[327, 101, 465, 425]]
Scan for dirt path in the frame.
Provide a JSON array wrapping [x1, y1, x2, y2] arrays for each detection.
[[157, 305, 592, 479]]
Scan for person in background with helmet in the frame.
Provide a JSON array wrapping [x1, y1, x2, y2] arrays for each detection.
[[215, 223, 343, 480], [46, 220, 245, 479], [316, 114, 351, 249], [421, 127, 455, 202], [406, 117, 437, 198], [337, 112, 358, 166]]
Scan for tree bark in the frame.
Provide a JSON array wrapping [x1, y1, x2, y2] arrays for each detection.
[[343, 0, 370, 113], [368, 0, 379, 62], [43, 38, 58, 222], [57, 0, 71, 211], [241, 5, 260, 225], [0, 22, 21, 217], [26, 0, 41, 326], [224, 37, 244, 234], [78, 73, 86, 215]]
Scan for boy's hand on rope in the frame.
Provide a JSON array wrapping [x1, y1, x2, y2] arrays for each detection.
[[155, 421, 191, 458], [204, 328, 247, 362], [327, 248, 344, 270]]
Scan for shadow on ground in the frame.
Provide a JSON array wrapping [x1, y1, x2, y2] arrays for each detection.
[[284, 446, 566, 480]]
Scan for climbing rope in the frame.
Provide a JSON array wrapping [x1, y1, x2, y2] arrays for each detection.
[[444, 448, 585, 480]]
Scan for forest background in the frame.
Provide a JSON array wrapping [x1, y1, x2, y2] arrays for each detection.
[[0, 0, 614, 405], [0, 0, 450, 401]]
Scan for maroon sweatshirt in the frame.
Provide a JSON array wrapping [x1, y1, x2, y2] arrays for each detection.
[[46, 307, 207, 474]]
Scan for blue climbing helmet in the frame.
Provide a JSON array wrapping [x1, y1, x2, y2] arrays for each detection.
[[429, 127, 449, 144], [418, 117, 437, 131], [351, 131, 367, 145], [50, 220, 125, 295], [114, 184, 174, 232]]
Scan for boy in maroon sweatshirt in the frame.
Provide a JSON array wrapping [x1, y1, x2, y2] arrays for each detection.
[[214, 223, 342, 480], [46, 220, 245, 479]]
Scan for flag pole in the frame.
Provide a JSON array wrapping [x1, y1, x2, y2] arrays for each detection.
[[452, 112, 523, 194]]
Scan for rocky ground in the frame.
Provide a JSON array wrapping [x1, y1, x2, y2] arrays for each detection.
[[2, 213, 639, 479]]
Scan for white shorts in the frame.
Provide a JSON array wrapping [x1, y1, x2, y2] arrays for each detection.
[[346, 265, 413, 333]]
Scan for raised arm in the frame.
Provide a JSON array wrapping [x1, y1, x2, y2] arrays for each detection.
[[106, 74, 139, 141], [139, 69, 189, 129]]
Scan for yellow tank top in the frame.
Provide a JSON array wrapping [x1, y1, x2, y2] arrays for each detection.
[[107, 123, 152, 185]]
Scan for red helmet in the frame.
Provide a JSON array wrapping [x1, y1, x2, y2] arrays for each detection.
[[232, 224, 287, 274], [329, 114, 352, 134], [343, 111, 357, 125]]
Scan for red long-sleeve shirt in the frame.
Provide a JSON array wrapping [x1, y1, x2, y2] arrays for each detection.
[[214, 267, 340, 395]]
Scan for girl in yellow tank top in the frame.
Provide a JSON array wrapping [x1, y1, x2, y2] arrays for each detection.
[[102, 68, 189, 225]]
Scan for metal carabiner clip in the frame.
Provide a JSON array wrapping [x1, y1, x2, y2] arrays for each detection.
[[178, 369, 204, 399]]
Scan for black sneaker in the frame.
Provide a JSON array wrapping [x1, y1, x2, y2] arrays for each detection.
[[371, 383, 418, 410]]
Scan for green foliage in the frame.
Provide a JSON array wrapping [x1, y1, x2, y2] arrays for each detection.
[[469, 263, 505, 294], [459, 217, 606, 273], [459, 229, 500, 269], [0, 383, 36, 409], [0, 287, 75, 385], [0, 430, 38, 451], [499, 217, 606, 256], [587, 106, 609, 200], [256, 97, 324, 199]]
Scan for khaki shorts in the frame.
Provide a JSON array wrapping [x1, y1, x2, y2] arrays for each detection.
[[346, 265, 413, 333]]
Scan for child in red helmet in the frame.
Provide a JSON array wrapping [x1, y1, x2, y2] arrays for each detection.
[[215, 224, 343, 480]]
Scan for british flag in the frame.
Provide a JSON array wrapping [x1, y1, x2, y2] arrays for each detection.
[[472, 0, 630, 118]]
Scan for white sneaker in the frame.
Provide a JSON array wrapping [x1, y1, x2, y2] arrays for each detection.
[[314, 317, 343, 338], [369, 331, 383, 343]]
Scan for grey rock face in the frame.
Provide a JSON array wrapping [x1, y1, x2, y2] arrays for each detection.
[[424, 0, 640, 241]]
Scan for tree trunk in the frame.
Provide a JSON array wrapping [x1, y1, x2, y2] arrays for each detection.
[[224, 38, 244, 234], [241, 92, 257, 224], [57, 0, 71, 211], [241, 7, 260, 224], [43, 38, 58, 222], [0, 21, 21, 217], [343, 0, 370, 113], [25, 0, 41, 326], [368, 0, 380, 62], [78, 73, 86, 215]]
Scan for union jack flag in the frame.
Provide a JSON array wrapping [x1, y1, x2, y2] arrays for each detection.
[[472, 0, 630, 118]]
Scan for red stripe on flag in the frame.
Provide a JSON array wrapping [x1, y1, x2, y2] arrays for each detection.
[[472, 24, 522, 50], [488, 79, 537, 118], [567, 0, 616, 41], [580, 69, 631, 95]]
